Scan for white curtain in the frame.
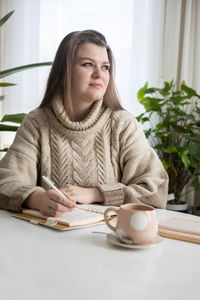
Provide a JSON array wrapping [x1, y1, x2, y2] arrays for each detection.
[[2, 0, 199, 115], [0, 0, 41, 115], [1, 0, 136, 115]]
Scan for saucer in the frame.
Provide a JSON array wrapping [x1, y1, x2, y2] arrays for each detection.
[[106, 233, 164, 249]]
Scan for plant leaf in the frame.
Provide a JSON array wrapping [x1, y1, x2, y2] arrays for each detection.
[[155, 115, 170, 130], [0, 10, 14, 27], [0, 62, 52, 79], [164, 146, 178, 153], [161, 159, 171, 170], [0, 96, 5, 101], [172, 95, 189, 104], [1, 113, 26, 124], [189, 143, 200, 156], [182, 134, 200, 143], [0, 124, 19, 131], [139, 97, 163, 112], [181, 154, 190, 168], [137, 82, 148, 100], [0, 148, 9, 152], [136, 113, 145, 122], [140, 117, 150, 124], [145, 87, 158, 94], [0, 82, 16, 87], [144, 128, 152, 138], [158, 81, 171, 96], [181, 83, 199, 98]]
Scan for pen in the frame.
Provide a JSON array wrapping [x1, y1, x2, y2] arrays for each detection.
[[42, 175, 69, 200], [42, 176, 79, 211]]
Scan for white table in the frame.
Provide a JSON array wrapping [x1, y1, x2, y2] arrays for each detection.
[[0, 208, 200, 300]]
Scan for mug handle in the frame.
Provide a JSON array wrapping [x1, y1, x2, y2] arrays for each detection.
[[104, 207, 119, 232]]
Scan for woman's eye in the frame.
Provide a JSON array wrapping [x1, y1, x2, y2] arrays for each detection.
[[82, 62, 92, 67], [102, 65, 110, 71]]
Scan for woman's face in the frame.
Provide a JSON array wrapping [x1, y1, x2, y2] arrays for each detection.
[[71, 43, 110, 105]]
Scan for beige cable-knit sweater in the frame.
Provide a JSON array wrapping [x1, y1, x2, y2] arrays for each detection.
[[0, 97, 168, 211]]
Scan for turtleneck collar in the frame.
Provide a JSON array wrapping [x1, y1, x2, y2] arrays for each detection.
[[51, 96, 105, 131]]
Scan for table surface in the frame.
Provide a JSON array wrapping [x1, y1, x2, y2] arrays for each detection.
[[0, 208, 200, 300]]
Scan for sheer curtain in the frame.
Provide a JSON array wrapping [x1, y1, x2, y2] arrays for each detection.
[[0, 0, 135, 115], [3, 0, 199, 116], [0, 0, 41, 115], [38, 0, 135, 112]]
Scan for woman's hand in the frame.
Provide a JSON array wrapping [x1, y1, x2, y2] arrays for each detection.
[[24, 188, 76, 217], [60, 184, 103, 205]]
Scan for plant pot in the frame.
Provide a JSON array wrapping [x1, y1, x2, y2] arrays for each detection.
[[166, 200, 188, 212]]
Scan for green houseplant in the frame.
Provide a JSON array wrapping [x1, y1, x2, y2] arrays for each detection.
[[136, 80, 200, 208], [0, 11, 52, 151]]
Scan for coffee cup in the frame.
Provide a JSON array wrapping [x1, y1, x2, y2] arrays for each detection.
[[104, 204, 158, 245]]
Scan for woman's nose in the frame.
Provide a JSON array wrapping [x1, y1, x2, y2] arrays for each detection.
[[92, 67, 101, 78]]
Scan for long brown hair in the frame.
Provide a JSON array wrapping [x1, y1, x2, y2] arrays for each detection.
[[39, 30, 123, 117]]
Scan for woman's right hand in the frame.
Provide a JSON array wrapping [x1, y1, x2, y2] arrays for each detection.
[[24, 188, 76, 217]]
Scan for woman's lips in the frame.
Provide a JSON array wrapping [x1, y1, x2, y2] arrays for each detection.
[[89, 83, 102, 88]]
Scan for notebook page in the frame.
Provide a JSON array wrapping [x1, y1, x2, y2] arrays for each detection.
[[22, 204, 117, 227], [56, 204, 117, 226], [76, 204, 117, 214], [56, 209, 104, 226]]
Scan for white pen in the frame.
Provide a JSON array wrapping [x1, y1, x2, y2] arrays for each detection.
[[42, 176, 67, 200], [42, 175, 79, 211]]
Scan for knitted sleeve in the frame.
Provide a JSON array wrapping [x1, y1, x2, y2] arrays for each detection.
[[0, 110, 45, 212], [98, 111, 169, 209]]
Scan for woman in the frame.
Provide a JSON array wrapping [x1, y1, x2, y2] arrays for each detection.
[[0, 30, 168, 216]]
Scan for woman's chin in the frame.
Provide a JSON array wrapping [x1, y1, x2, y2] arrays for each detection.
[[88, 91, 104, 101], [87, 97, 102, 103]]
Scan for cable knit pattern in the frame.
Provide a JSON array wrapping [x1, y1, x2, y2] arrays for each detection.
[[95, 130, 106, 184], [0, 96, 169, 212], [71, 138, 85, 186], [50, 127, 72, 187], [95, 120, 115, 184], [71, 135, 96, 186]]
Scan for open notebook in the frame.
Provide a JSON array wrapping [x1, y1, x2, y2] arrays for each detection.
[[158, 217, 200, 244], [12, 204, 117, 231]]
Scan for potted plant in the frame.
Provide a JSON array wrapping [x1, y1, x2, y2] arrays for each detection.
[[136, 80, 200, 211], [0, 11, 52, 151]]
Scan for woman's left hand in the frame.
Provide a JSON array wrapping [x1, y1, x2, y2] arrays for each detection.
[[60, 184, 103, 204]]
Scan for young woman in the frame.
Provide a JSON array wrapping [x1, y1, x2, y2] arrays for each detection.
[[0, 30, 168, 216]]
